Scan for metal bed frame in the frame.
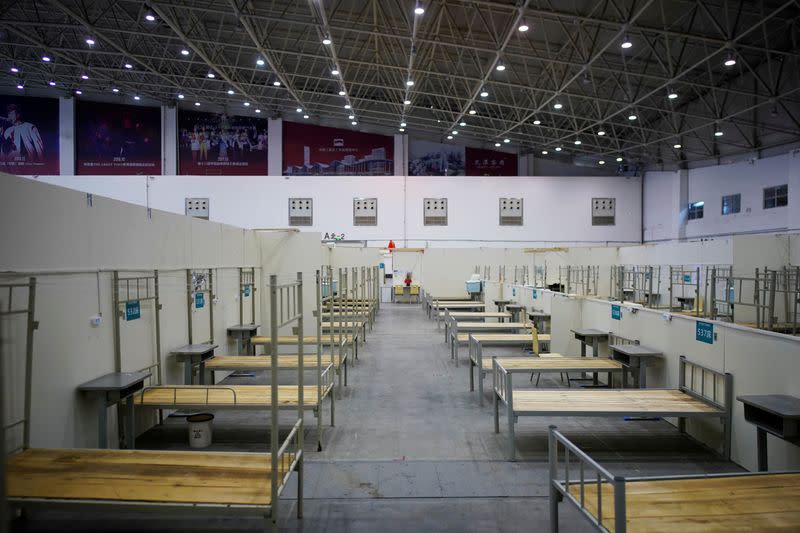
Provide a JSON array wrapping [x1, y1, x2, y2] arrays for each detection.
[[239, 267, 257, 326], [493, 356, 733, 460], [548, 426, 800, 533], [611, 265, 660, 306], [446, 316, 532, 364], [667, 265, 701, 315], [186, 268, 214, 346], [559, 265, 600, 296], [3, 275, 303, 531]]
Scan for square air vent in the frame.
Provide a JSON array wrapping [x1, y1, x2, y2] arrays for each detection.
[[288, 198, 313, 226], [185, 197, 209, 220], [499, 197, 523, 226], [592, 197, 616, 226], [424, 197, 448, 226], [353, 198, 378, 226]]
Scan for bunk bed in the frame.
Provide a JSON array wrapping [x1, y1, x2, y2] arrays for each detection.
[[548, 426, 800, 532], [493, 356, 732, 460], [1, 275, 305, 531]]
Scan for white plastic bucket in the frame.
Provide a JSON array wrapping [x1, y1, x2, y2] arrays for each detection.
[[187, 413, 214, 448]]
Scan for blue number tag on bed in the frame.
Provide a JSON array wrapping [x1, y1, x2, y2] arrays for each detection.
[[532, 289, 537, 299], [125, 300, 141, 321], [195, 292, 205, 309], [683, 273, 691, 283], [696, 321, 714, 344], [243, 286, 250, 297], [611, 304, 621, 320], [512, 287, 516, 297]]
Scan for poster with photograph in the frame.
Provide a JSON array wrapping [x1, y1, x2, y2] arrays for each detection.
[[283, 121, 393, 176], [178, 110, 268, 175], [75, 101, 161, 175], [465, 147, 517, 176], [408, 139, 465, 176], [0, 95, 59, 175]]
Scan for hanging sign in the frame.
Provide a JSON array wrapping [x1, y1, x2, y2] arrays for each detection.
[[243, 286, 251, 298], [512, 287, 517, 297], [683, 274, 692, 283], [611, 304, 621, 320], [125, 300, 141, 321], [195, 292, 205, 309], [532, 288, 538, 300], [696, 321, 714, 344]]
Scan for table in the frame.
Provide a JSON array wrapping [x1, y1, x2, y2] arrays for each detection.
[[393, 285, 420, 303], [77, 371, 150, 449], [609, 343, 662, 388], [506, 304, 526, 323], [737, 394, 800, 471], [171, 343, 218, 385], [527, 311, 551, 333], [494, 299, 511, 313], [571, 329, 609, 385], [227, 324, 260, 355], [676, 296, 696, 310]]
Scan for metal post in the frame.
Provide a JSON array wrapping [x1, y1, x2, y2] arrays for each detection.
[[0, 313, 6, 533], [112, 271, 121, 372], [208, 269, 214, 344], [22, 278, 36, 449], [268, 274, 279, 528], [710, 267, 717, 320], [548, 426, 559, 533], [154, 271, 163, 388], [768, 270, 777, 331], [613, 477, 627, 533], [755, 268, 762, 328], [186, 269, 193, 344], [239, 267, 244, 325], [296, 271, 305, 456]]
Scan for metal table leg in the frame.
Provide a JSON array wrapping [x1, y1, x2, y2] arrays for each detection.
[[97, 396, 108, 449], [478, 343, 485, 405], [638, 363, 646, 389], [199, 361, 206, 385], [126, 397, 136, 450], [183, 362, 193, 385], [757, 427, 768, 471], [591, 338, 599, 385]]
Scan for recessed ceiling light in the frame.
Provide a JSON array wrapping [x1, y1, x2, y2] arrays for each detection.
[[75, 89, 82, 95], [48, 80, 56, 86], [414, 6, 425, 15], [452, 131, 458, 135], [574, 139, 582, 145], [124, 63, 133, 69], [555, 146, 562, 152], [303, 114, 309, 119], [667, 90, 678, 99], [207, 72, 215, 78], [296, 108, 302, 112], [459, 121, 466, 127], [406, 80, 414, 86], [673, 143, 682, 149], [518, 23, 529, 32], [344, 104, 351, 109], [176, 93, 183, 98], [494, 142, 501, 147], [503, 138, 510, 143], [480, 91, 488, 97], [399, 128, 405, 132], [81, 73, 89, 80], [404, 99, 411, 105], [273, 80, 281, 86], [85, 38, 95, 46], [597, 129, 606, 136], [338, 90, 346, 96], [469, 109, 476, 115], [256, 58, 265, 66], [495, 63, 506, 71], [553, 102, 563, 110], [243, 102, 250, 107], [621, 35, 632, 49], [133, 95, 140, 100], [227, 89, 234, 95], [322, 37, 332, 45], [180, 49, 190, 56], [628, 114, 637, 121], [9, 66, 19, 73], [348, 114, 354, 119], [144, 10, 156, 22], [723, 50, 736, 67], [331, 69, 339, 76], [16, 83, 23, 90], [541, 150, 548, 155], [616, 156, 623, 162], [112, 87, 120, 93], [400, 122, 407, 127], [533, 119, 541, 125], [255, 109, 261, 113], [599, 160, 605, 165], [447, 135, 453, 140], [41, 55, 51, 62], [194, 101, 200, 106], [351, 121, 357, 125], [714, 130, 724, 137]]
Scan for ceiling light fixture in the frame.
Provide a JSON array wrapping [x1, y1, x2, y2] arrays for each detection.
[[597, 129, 606, 136], [124, 63, 133, 69], [667, 89, 678, 99], [16, 83, 23, 90], [75, 89, 83, 95], [348, 114, 355, 119], [111, 87, 119, 93], [180, 49, 190, 56], [673, 143, 682, 149], [41, 55, 50, 62], [469, 109, 476, 115], [447, 135, 453, 140], [256, 58, 265, 66], [48, 80, 56, 86], [194, 101, 200, 106], [714, 129, 724, 137], [207, 71, 215, 78], [255, 109, 261, 113], [243, 102, 250, 107], [503, 138, 510, 143], [296, 108, 302, 113], [85, 38, 95, 46], [452, 131, 458, 135], [338, 90, 346, 96], [303, 114, 309, 119], [404, 99, 411, 105], [80, 73, 89, 80], [495, 63, 506, 71], [9, 66, 19, 73], [459, 121, 466, 127], [414, 6, 425, 15], [616, 156, 623, 162], [400, 122, 407, 127], [599, 160, 605, 165], [627, 114, 637, 121], [227, 89, 234, 95], [541, 150, 548, 155], [621, 35, 632, 49], [533, 119, 541, 125], [351, 121, 357, 125], [553, 102, 563, 110], [273, 80, 281, 86], [399, 128, 405, 132], [518, 22, 529, 32], [133, 95, 140, 101], [322, 37, 332, 45], [144, 10, 156, 22], [331, 69, 339, 75], [344, 104, 351, 109], [574, 139, 582, 145], [723, 50, 736, 67], [480, 90, 488, 97], [554, 146, 562, 152], [406, 80, 414, 86], [177, 93, 184, 99], [494, 142, 501, 147]]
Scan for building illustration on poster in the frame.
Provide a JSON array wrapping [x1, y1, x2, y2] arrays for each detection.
[[465, 147, 517, 176], [0, 95, 59, 175], [75, 101, 161, 175], [408, 139, 465, 176], [178, 109, 268, 175], [283, 121, 393, 176]]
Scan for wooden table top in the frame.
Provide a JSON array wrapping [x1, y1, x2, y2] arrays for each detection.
[[568, 473, 800, 533], [456, 322, 531, 330], [7, 448, 291, 506], [471, 333, 552, 342]]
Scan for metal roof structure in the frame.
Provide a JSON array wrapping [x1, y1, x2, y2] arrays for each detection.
[[1, 0, 798, 168]]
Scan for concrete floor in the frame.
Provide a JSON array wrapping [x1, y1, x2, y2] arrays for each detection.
[[13, 303, 740, 532]]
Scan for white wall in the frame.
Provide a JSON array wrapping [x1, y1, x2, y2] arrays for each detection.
[[644, 150, 800, 241]]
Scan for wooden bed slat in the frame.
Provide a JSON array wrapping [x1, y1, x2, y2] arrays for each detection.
[[135, 385, 325, 407], [7, 448, 293, 506], [513, 389, 721, 413], [250, 335, 353, 345], [482, 356, 623, 370], [206, 355, 339, 370], [568, 473, 800, 532]]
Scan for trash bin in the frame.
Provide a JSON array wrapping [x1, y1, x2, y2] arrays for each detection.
[[187, 413, 214, 448]]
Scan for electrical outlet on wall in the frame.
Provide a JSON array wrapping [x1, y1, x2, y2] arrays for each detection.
[[288, 198, 313, 226], [499, 197, 523, 226], [353, 198, 378, 226], [423, 197, 448, 226], [185, 198, 210, 219]]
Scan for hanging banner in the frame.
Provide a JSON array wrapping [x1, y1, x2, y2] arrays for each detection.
[[465, 147, 517, 176], [75, 101, 161, 175], [178, 109, 268, 175], [408, 139, 465, 176], [283, 121, 393, 176], [0, 95, 60, 175]]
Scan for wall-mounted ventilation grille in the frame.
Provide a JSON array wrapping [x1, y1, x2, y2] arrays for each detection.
[[353, 198, 378, 226], [185, 197, 209, 220], [288, 198, 313, 226], [591, 197, 616, 226], [499, 197, 523, 226], [424, 197, 448, 226]]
